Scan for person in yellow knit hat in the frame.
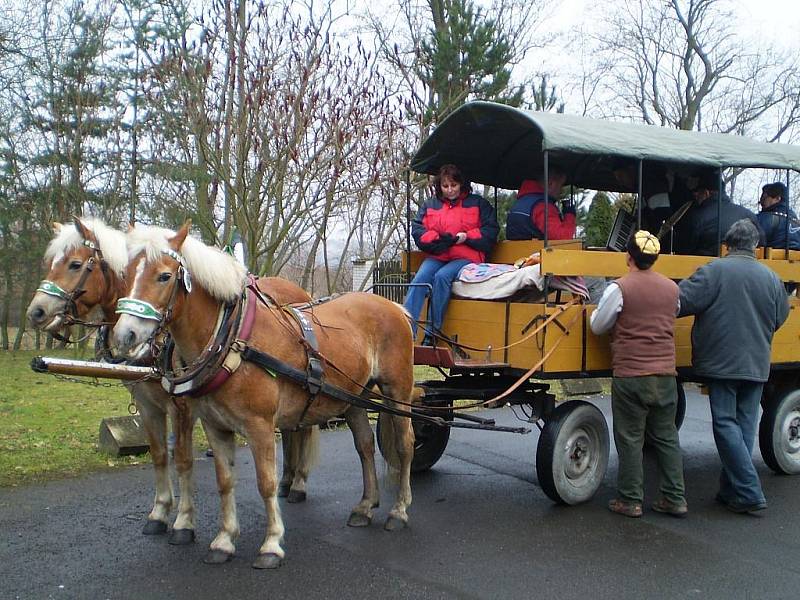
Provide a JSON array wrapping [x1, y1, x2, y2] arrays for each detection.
[[590, 231, 687, 518]]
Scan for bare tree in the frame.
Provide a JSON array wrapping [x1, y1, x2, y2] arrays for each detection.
[[592, 0, 800, 139]]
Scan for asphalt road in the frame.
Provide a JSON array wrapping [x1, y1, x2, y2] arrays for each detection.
[[2, 388, 799, 600]]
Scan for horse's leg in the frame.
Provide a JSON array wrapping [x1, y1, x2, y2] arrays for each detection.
[[201, 420, 240, 564], [380, 413, 415, 531], [283, 426, 319, 503], [343, 407, 380, 528], [131, 385, 173, 535], [245, 417, 285, 569], [167, 397, 197, 545], [278, 429, 294, 498]]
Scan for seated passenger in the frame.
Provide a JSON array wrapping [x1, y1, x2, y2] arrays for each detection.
[[506, 166, 575, 240], [403, 163, 499, 345], [611, 160, 680, 235], [672, 172, 763, 256], [757, 182, 800, 250]]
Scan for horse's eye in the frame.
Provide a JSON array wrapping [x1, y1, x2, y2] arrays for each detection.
[[158, 272, 172, 283], [68, 261, 82, 271]]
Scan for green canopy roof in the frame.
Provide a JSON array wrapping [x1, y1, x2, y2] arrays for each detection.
[[410, 101, 800, 191]]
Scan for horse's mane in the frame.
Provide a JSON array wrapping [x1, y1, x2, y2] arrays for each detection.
[[44, 219, 129, 277], [126, 224, 247, 303]]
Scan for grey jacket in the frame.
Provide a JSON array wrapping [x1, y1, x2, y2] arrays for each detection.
[[678, 251, 790, 381]]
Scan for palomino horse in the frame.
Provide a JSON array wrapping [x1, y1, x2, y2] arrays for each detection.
[[25, 218, 317, 545], [112, 223, 415, 569]]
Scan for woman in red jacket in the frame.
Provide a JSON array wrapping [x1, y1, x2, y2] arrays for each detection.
[[404, 164, 499, 344]]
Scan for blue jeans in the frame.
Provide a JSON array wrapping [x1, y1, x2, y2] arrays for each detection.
[[403, 258, 470, 336], [707, 379, 766, 506]]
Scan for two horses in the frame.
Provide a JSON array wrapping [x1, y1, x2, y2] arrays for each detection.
[[26, 218, 318, 546], [112, 222, 416, 568]]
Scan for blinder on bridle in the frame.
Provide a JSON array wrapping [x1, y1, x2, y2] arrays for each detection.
[[35, 239, 109, 339]]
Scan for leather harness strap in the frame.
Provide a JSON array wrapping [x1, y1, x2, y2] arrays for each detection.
[[286, 306, 324, 422]]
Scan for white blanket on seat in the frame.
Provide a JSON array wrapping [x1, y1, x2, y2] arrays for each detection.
[[452, 264, 545, 299], [452, 264, 591, 300]]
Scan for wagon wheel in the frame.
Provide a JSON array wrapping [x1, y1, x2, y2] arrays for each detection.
[[536, 400, 609, 505], [376, 402, 452, 473], [759, 389, 800, 475]]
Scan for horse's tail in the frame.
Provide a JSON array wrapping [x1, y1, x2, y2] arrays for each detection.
[[377, 412, 403, 483]]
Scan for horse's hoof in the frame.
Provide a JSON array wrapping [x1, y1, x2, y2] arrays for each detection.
[[347, 512, 371, 528], [384, 516, 408, 531], [287, 490, 307, 504], [168, 528, 196, 545], [278, 484, 290, 498], [252, 553, 282, 570], [203, 549, 233, 564], [142, 520, 168, 535]]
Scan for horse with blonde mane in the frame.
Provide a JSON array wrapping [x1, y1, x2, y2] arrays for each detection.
[[112, 222, 415, 569], [26, 218, 317, 546]]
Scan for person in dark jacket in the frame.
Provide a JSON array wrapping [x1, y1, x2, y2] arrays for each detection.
[[404, 164, 499, 344], [679, 219, 789, 514], [506, 166, 575, 240], [672, 172, 763, 256], [757, 182, 800, 250]]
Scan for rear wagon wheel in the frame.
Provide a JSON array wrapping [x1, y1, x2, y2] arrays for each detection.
[[759, 389, 800, 475]]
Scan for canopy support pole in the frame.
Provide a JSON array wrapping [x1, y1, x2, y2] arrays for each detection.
[[543, 151, 549, 247], [717, 171, 723, 257], [637, 160, 643, 230]]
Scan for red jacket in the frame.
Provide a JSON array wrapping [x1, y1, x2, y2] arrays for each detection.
[[412, 192, 499, 262], [511, 180, 576, 240]]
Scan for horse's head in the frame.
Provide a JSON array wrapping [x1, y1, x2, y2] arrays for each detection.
[[26, 218, 126, 333], [112, 222, 192, 361]]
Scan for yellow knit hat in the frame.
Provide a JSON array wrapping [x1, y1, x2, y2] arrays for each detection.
[[633, 230, 660, 255]]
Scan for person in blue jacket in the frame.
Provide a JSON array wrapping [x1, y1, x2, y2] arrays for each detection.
[[757, 182, 800, 249]]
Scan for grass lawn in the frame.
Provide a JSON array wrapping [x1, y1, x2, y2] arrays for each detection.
[[0, 349, 159, 487]]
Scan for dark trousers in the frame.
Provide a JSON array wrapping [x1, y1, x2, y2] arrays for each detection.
[[612, 375, 686, 505]]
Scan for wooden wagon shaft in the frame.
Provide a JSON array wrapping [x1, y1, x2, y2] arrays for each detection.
[[30, 356, 156, 381]]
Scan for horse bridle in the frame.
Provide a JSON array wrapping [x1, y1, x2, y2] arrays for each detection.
[[115, 248, 193, 357], [36, 239, 111, 340]]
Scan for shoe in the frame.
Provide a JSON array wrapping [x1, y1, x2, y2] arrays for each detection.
[[725, 500, 767, 514], [421, 335, 434, 347], [205, 448, 214, 457], [651, 498, 688, 518], [608, 498, 642, 518]]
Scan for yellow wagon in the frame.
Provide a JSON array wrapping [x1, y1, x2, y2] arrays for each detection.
[[394, 102, 800, 504]]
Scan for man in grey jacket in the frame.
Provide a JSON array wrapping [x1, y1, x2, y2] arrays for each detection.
[[679, 219, 790, 513]]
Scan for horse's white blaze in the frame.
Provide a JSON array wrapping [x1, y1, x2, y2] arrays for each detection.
[[129, 256, 146, 299]]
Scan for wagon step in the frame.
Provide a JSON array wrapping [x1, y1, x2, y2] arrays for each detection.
[[413, 345, 508, 369]]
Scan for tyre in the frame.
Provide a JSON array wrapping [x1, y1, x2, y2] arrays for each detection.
[[675, 382, 686, 430], [376, 408, 451, 473], [536, 400, 609, 505], [759, 389, 800, 475]]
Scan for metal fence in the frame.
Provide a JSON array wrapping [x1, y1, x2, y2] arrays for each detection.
[[371, 258, 409, 303]]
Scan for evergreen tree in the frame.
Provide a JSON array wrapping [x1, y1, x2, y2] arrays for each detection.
[[419, 0, 523, 126], [583, 191, 615, 247]]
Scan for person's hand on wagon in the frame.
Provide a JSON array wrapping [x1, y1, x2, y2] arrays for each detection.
[[455, 232, 467, 244]]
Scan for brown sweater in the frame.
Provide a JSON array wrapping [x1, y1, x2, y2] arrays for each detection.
[[612, 269, 678, 377]]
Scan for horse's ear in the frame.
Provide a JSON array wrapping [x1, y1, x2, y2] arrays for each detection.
[[73, 216, 94, 242], [52, 222, 63, 234], [127, 222, 135, 233], [169, 220, 192, 250]]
